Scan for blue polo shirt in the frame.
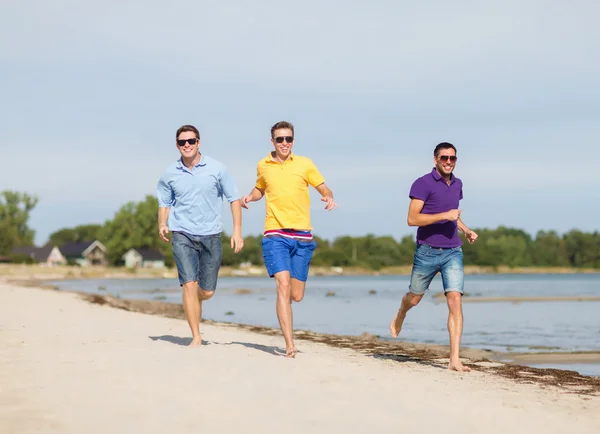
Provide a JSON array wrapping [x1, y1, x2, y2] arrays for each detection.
[[157, 153, 240, 236], [409, 168, 464, 248]]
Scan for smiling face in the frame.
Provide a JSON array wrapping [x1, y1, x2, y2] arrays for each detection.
[[176, 130, 200, 160], [271, 128, 294, 160], [434, 146, 457, 178]]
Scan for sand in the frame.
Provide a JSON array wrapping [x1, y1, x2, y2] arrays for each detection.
[[1, 281, 599, 434]]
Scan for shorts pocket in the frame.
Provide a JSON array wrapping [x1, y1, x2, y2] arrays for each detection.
[[415, 244, 432, 257]]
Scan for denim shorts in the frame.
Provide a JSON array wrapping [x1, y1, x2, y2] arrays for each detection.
[[172, 231, 222, 290], [261, 236, 317, 282], [409, 244, 464, 295]]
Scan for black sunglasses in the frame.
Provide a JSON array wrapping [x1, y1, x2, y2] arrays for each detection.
[[177, 138, 198, 146], [274, 136, 294, 144], [438, 155, 457, 162]]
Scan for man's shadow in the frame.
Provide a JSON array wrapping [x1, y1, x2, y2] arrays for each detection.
[[370, 353, 447, 370], [149, 335, 210, 346], [149, 336, 292, 357], [225, 341, 288, 356]]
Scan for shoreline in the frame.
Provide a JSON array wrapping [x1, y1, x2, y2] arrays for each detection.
[[8, 277, 600, 395], [3, 280, 599, 433], [77, 293, 600, 372], [56, 295, 600, 392], [9, 276, 600, 368], [1, 263, 599, 281]]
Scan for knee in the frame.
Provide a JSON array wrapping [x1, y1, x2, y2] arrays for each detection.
[[200, 290, 215, 301], [182, 281, 198, 293], [406, 293, 423, 307], [277, 281, 291, 299], [291, 292, 304, 303], [446, 292, 462, 311]]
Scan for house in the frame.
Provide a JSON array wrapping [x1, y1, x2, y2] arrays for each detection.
[[122, 248, 165, 269], [60, 240, 108, 266], [11, 246, 67, 266]]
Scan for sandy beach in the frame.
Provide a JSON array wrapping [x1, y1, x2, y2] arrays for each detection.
[[1, 280, 599, 434]]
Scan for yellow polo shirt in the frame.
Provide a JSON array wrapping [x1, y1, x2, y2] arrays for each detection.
[[256, 153, 325, 231]]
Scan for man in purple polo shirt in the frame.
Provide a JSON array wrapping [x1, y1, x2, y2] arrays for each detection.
[[390, 142, 478, 372]]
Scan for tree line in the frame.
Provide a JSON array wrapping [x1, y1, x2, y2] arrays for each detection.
[[1, 190, 599, 269]]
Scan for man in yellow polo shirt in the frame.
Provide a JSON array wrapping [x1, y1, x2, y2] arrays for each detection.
[[241, 121, 337, 358]]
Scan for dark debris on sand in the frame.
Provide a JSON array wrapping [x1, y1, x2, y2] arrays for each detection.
[[79, 292, 600, 397]]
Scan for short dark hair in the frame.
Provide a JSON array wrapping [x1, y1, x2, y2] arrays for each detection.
[[176, 125, 200, 140], [434, 142, 457, 157], [271, 121, 294, 138]]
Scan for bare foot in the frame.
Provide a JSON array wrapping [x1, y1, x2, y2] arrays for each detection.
[[448, 360, 471, 372], [189, 337, 202, 347], [285, 347, 297, 358], [389, 309, 406, 338]]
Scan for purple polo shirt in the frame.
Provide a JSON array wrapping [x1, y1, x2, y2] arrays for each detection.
[[409, 168, 464, 248]]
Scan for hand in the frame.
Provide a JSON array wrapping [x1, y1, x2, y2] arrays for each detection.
[[230, 232, 244, 253], [240, 195, 252, 209], [465, 230, 478, 244], [159, 224, 169, 242], [445, 209, 461, 221], [321, 196, 337, 211]]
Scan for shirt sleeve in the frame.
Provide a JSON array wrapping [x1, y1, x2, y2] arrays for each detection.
[[306, 159, 325, 187], [409, 178, 429, 202], [219, 166, 241, 203], [156, 174, 174, 207], [255, 163, 266, 190]]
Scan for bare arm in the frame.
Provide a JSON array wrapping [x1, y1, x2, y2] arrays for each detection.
[[231, 200, 242, 235], [229, 200, 244, 253], [241, 187, 265, 208], [314, 183, 333, 198], [457, 217, 469, 234], [248, 187, 265, 201], [314, 183, 337, 210], [158, 207, 170, 242], [457, 217, 478, 244], [407, 199, 460, 227]]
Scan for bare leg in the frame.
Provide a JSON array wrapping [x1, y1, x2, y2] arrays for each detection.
[[274, 271, 297, 357], [290, 278, 306, 303], [198, 288, 214, 332], [390, 292, 423, 337], [446, 292, 471, 372], [283, 278, 307, 357], [182, 281, 202, 346]]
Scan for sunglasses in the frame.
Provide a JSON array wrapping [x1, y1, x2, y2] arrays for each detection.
[[438, 155, 457, 162], [177, 138, 198, 146], [274, 136, 294, 144]]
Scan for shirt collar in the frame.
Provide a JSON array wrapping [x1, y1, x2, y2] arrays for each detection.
[[177, 152, 206, 169], [431, 167, 455, 184], [265, 151, 294, 163]]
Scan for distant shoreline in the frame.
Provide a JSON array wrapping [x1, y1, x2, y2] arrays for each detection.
[[0, 263, 598, 281]]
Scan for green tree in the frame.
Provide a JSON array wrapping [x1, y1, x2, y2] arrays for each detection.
[[398, 235, 416, 264], [0, 191, 38, 255], [531, 230, 570, 267], [220, 234, 264, 266], [563, 229, 600, 268], [101, 195, 174, 266], [462, 226, 533, 267]]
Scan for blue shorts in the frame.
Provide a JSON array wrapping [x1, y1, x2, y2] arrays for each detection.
[[172, 231, 222, 290], [409, 244, 464, 295], [261, 236, 317, 282]]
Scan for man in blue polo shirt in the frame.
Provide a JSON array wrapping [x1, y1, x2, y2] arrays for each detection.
[[390, 142, 478, 372], [157, 124, 244, 347]]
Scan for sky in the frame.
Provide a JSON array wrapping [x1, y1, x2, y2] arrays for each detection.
[[1, 0, 599, 245]]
